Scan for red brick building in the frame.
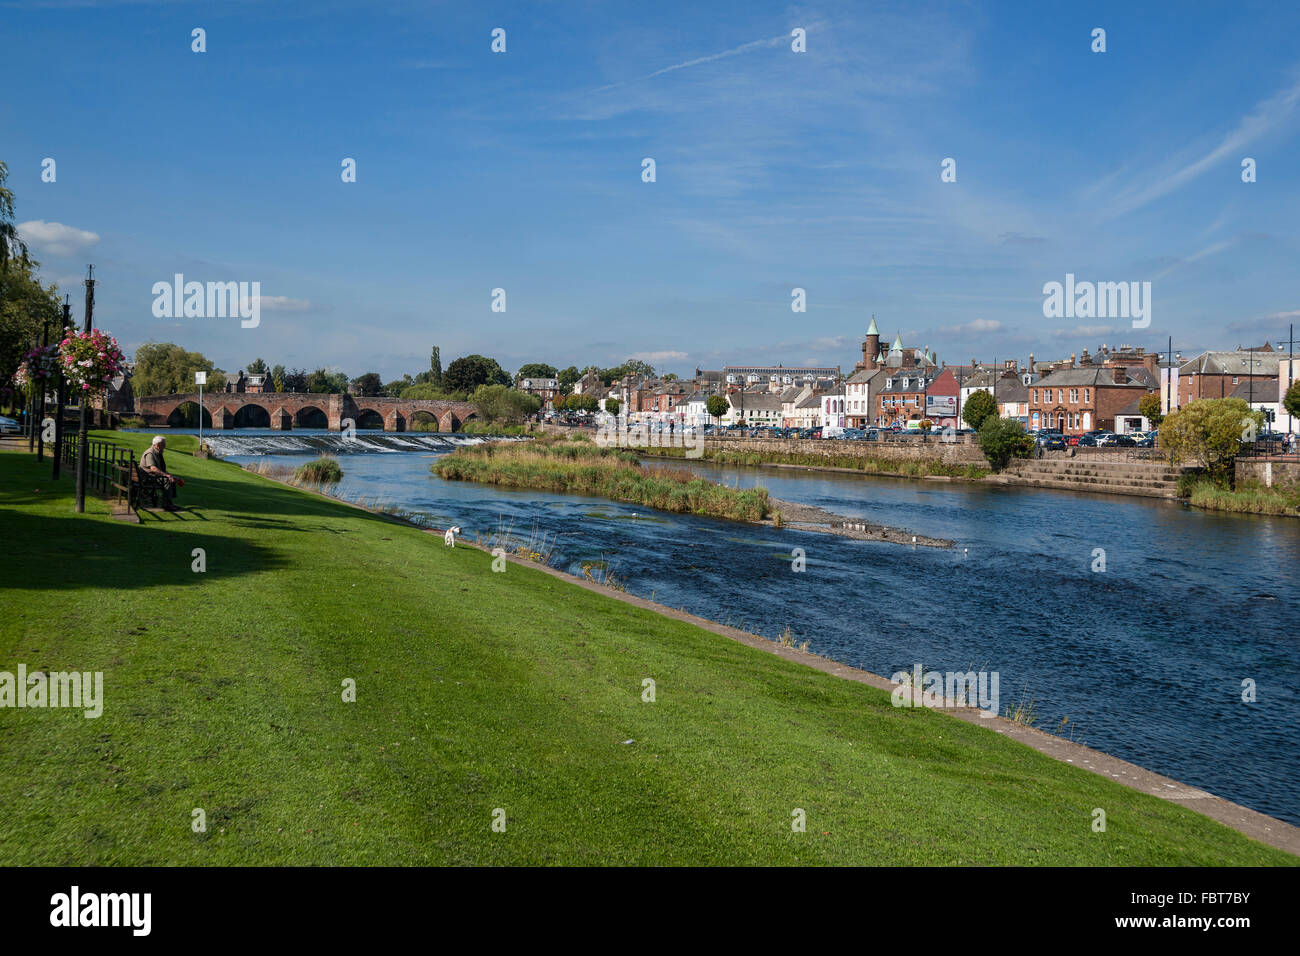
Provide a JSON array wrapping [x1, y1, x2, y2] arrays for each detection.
[[1028, 367, 1151, 433]]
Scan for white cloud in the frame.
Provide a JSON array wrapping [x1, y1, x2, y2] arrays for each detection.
[[627, 350, 688, 362], [255, 295, 312, 312], [17, 220, 99, 256], [1098, 72, 1300, 220], [941, 318, 1002, 334]]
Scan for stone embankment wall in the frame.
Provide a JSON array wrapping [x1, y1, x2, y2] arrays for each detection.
[[1235, 458, 1300, 489]]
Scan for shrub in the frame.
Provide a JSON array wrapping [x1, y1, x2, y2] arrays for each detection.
[[962, 390, 997, 430], [1160, 398, 1263, 485], [295, 457, 343, 485], [977, 416, 1032, 471]]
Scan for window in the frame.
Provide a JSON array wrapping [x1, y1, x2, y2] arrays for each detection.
[[1232, 377, 1239, 385], [1070, 389, 1078, 403], [1084, 388, 1090, 403], [1033, 389, 1038, 403]]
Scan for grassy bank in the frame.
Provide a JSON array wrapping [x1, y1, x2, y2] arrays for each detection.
[[633, 443, 989, 479], [1183, 477, 1300, 516], [0, 434, 1293, 864], [433, 435, 771, 521]]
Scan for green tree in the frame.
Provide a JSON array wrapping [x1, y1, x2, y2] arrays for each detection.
[[382, 374, 413, 397], [0, 160, 31, 315], [284, 368, 309, 392], [247, 357, 269, 375], [0, 260, 61, 399], [307, 368, 343, 393], [1283, 380, 1300, 420], [351, 372, 383, 396], [977, 416, 1033, 471], [430, 346, 443, 389], [557, 365, 581, 395], [271, 364, 286, 393], [517, 363, 557, 380], [1138, 393, 1164, 427], [132, 342, 224, 396], [400, 382, 467, 401], [604, 397, 621, 415], [470, 384, 540, 423], [444, 354, 510, 393], [1160, 397, 1265, 485], [706, 394, 729, 424], [962, 389, 997, 430]]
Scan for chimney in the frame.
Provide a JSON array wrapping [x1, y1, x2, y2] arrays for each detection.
[[1069, 353, 1076, 367], [1112, 366, 1126, 384]]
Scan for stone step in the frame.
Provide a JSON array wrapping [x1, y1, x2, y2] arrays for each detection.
[[1004, 475, 1180, 499]]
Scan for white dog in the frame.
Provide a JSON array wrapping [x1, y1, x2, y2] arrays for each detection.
[[443, 526, 462, 548]]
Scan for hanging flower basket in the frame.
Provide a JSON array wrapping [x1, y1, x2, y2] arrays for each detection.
[[13, 344, 62, 392], [59, 329, 126, 395]]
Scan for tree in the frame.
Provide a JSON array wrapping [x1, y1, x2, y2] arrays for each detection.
[[604, 397, 621, 415], [0, 260, 61, 398], [307, 368, 341, 393], [977, 416, 1033, 471], [1284, 380, 1300, 421], [351, 372, 383, 396], [271, 364, 286, 393], [132, 342, 225, 396], [517, 363, 557, 380], [284, 368, 309, 393], [443, 354, 510, 393], [470, 384, 540, 423], [1138, 393, 1164, 427], [400, 382, 468, 401], [0, 161, 31, 320], [706, 394, 729, 424], [430, 346, 443, 389], [962, 389, 997, 430], [557, 365, 581, 395], [1160, 397, 1265, 485], [247, 357, 269, 375], [382, 374, 413, 397]]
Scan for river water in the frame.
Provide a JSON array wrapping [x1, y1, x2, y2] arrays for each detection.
[[163, 430, 1300, 826]]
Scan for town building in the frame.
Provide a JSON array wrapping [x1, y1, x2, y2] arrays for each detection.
[[517, 375, 560, 409], [1028, 366, 1151, 433]]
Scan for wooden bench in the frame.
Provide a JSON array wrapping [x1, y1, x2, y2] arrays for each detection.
[[114, 460, 167, 515]]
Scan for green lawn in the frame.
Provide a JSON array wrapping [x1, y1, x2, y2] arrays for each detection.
[[0, 432, 1292, 865]]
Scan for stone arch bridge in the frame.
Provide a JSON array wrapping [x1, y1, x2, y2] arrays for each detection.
[[137, 392, 477, 432]]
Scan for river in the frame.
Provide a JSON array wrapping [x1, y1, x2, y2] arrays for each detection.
[[159, 429, 1300, 826]]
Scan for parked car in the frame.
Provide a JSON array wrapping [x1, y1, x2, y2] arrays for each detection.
[[1093, 431, 1119, 446], [1110, 434, 1138, 447], [1066, 435, 1080, 446], [1036, 433, 1067, 450], [0, 415, 19, 435], [1134, 434, 1156, 447]]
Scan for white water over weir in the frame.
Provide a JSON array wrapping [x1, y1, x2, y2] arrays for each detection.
[[201, 432, 527, 457]]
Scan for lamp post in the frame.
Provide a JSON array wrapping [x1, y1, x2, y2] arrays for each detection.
[[52, 295, 70, 480], [195, 370, 207, 448], [74, 264, 95, 514]]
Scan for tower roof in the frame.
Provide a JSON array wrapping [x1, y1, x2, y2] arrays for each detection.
[[890, 333, 903, 352], [866, 314, 879, 336]]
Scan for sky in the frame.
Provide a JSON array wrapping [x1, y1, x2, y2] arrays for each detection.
[[3, 0, 1300, 381]]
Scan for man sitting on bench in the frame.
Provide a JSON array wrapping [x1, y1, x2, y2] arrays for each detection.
[[140, 435, 182, 512]]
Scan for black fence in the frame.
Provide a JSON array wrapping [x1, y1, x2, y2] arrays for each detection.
[[60, 434, 137, 497], [1237, 439, 1299, 459]]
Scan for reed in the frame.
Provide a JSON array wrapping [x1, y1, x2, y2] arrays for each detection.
[[433, 437, 771, 522]]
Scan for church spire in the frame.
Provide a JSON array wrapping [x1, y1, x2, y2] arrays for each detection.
[[866, 314, 879, 336]]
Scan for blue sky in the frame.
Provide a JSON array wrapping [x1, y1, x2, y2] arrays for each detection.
[[3, 0, 1299, 380]]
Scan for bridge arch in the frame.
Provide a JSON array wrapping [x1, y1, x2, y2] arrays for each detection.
[[295, 405, 328, 429], [440, 410, 477, 433], [408, 410, 439, 431], [165, 401, 212, 429], [353, 408, 385, 430], [233, 403, 272, 428]]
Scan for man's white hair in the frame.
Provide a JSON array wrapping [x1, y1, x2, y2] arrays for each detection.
[[152, 435, 165, 445]]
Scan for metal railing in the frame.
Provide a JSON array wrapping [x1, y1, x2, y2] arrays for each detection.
[[60, 434, 136, 496], [1237, 439, 1299, 459]]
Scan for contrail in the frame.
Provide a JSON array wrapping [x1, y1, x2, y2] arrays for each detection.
[[591, 33, 791, 94]]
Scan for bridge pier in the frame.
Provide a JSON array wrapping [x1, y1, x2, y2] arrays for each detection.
[[385, 410, 405, 432], [270, 407, 292, 430], [216, 406, 235, 430]]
